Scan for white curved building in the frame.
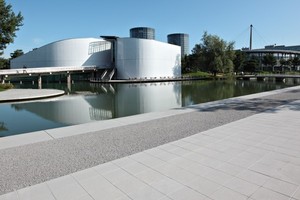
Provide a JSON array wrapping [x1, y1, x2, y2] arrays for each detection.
[[116, 38, 181, 79], [11, 38, 112, 68], [10, 36, 181, 80]]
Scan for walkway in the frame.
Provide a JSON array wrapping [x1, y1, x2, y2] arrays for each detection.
[[0, 89, 65, 103], [0, 86, 300, 200]]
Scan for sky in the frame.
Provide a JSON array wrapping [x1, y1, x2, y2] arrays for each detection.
[[3, 0, 300, 58]]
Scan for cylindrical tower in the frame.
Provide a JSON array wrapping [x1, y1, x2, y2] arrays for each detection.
[[130, 27, 155, 40], [167, 33, 189, 56]]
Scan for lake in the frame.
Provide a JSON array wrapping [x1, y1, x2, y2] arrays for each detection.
[[0, 79, 298, 137]]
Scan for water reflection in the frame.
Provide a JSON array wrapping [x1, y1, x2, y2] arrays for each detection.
[[0, 122, 7, 131], [181, 80, 288, 106], [1, 82, 182, 136]]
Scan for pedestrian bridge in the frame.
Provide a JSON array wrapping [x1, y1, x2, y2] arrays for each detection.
[[0, 65, 97, 77], [0, 66, 99, 88], [236, 74, 300, 82]]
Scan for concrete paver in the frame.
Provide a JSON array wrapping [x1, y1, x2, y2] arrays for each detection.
[[0, 86, 300, 199]]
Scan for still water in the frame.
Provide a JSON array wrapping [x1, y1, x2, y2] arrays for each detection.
[[0, 79, 298, 137]]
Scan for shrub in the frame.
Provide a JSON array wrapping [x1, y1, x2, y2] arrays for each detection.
[[0, 83, 14, 91]]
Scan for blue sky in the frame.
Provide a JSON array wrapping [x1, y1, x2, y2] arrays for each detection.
[[3, 0, 300, 58]]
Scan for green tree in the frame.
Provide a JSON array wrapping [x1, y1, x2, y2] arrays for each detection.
[[233, 50, 246, 72], [190, 32, 235, 76], [292, 56, 300, 70], [262, 54, 277, 71], [244, 58, 258, 73], [0, 0, 23, 56], [0, 57, 9, 69], [181, 55, 191, 73], [10, 49, 23, 59]]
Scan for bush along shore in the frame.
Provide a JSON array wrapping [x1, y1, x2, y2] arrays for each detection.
[[0, 83, 14, 91]]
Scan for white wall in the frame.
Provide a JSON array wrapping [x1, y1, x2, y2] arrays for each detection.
[[116, 38, 181, 79], [11, 38, 112, 69]]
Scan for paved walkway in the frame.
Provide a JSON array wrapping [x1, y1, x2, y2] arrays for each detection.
[[0, 89, 65, 102], [0, 86, 300, 200]]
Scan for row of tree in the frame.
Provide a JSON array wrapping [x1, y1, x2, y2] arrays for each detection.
[[182, 32, 300, 75]]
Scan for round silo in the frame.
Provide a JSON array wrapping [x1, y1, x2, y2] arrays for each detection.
[[167, 33, 189, 56], [130, 27, 155, 40]]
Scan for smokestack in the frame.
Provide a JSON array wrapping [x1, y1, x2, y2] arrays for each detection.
[[250, 24, 253, 50]]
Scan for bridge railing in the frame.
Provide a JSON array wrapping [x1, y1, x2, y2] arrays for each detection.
[[0, 65, 98, 76]]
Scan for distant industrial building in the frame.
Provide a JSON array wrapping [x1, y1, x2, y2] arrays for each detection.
[[11, 27, 182, 80], [243, 45, 300, 70], [130, 27, 155, 40], [168, 33, 189, 56]]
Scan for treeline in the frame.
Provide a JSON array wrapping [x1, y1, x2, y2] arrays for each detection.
[[183, 32, 300, 75]]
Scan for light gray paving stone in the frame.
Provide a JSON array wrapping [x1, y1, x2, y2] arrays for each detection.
[[185, 176, 222, 196], [153, 163, 198, 186], [236, 170, 270, 186], [279, 163, 300, 185], [196, 156, 225, 169], [120, 161, 149, 175], [209, 186, 248, 200], [46, 175, 87, 200], [158, 196, 173, 200], [168, 186, 210, 200], [203, 169, 234, 185], [75, 195, 94, 200], [182, 151, 209, 164], [17, 182, 55, 200], [292, 188, 300, 200], [170, 140, 202, 151], [72, 168, 100, 182], [129, 152, 166, 168], [263, 177, 298, 197], [74, 174, 125, 200], [93, 162, 120, 175], [216, 162, 245, 176], [127, 185, 166, 200], [168, 156, 214, 177], [134, 168, 168, 185], [222, 177, 260, 197], [164, 146, 191, 157], [193, 146, 222, 159], [250, 187, 291, 200], [145, 148, 179, 162], [101, 168, 134, 185], [0, 192, 18, 200], [149, 177, 184, 195], [112, 175, 149, 195], [115, 195, 132, 200]]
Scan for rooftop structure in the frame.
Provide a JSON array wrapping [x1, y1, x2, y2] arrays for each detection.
[[167, 33, 189, 56], [130, 27, 155, 40]]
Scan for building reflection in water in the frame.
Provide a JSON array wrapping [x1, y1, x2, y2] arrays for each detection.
[[11, 82, 182, 127]]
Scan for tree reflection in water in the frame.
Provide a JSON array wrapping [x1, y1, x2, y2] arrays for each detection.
[[0, 122, 8, 132]]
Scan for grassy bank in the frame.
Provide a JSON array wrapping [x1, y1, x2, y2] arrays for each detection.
[[183, 71, 214, 78], [0, 83, 14, 92]]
